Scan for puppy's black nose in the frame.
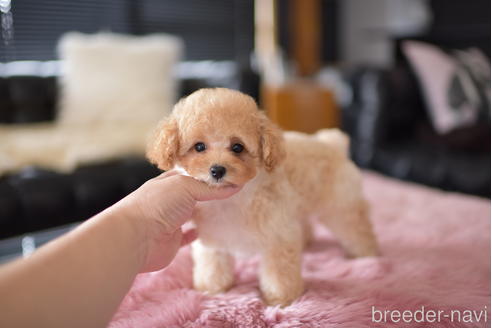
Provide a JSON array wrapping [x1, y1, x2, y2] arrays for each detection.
[[210, 165, 226, 180]]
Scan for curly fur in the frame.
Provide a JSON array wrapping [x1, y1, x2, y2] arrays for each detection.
[[146, 88, 379, 306]]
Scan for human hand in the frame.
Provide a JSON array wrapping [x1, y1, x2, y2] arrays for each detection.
[[0, 172, 240, 328], [115, 170, 240, 272]]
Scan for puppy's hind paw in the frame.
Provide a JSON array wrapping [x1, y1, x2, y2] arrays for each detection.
[[262, 282, 304, 307]]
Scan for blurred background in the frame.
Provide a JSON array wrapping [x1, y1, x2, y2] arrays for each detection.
[[0, 0, 490, 256]]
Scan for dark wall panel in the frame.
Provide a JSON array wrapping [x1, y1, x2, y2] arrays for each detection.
[[0, 0, 129, 62], [426, 0, 490, 55], [0, 0, 254, 62]]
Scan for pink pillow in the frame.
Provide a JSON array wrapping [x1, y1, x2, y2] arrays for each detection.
[[402, 41, 490, 134]]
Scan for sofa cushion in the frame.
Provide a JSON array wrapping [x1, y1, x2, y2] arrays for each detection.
[[402, 40, 490, 134], [57, 32, 182, 125], [0, 178, 23, 238], [7, 76, 56, 123], [7, 168, 76, 233]]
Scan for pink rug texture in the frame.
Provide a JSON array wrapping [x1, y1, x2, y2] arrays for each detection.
[[109, 172, 491, 327]]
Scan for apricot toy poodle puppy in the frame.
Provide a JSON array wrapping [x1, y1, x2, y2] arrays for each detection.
[[147, 88, 379, 306]]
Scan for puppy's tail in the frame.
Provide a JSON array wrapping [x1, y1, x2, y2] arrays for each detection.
[[315, 128, 350, 157]]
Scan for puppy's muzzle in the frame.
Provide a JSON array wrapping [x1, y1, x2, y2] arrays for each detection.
[[210, 165, 226, 180]]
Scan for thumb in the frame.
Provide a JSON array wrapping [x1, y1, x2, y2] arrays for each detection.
[[183, 177, 242, 201]]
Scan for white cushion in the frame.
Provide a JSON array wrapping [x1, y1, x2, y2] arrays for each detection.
[[57, 32, 182, 124]]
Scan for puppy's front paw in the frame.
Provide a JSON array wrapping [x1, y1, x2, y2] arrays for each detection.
[[262, 280, 304, 307], [193, 271, 234, 294], [191, 241, 235, 294]]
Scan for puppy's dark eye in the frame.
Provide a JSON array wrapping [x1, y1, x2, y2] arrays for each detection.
[[231, 143, 244, 154], [194, 142, 206, 152]]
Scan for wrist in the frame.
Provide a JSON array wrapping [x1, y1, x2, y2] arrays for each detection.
[[99, 202, 151, 271], [110, 195, 180, 272]]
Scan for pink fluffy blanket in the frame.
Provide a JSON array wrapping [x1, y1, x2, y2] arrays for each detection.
[[110, 172, 490, 327]]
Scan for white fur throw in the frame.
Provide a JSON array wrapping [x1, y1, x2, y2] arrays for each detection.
[[58, 32, 182, 124], [0, 33, 182, 175]]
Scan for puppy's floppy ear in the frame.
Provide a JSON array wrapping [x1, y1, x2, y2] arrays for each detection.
[[259, 113, 286, 172], [146, 116, 179, 171]]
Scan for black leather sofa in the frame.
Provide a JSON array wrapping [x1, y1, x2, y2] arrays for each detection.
[[0, 61, 243, 239], [1, 56, 489, 240], [343, 62, 490, 198], [0, 69, 161, 239]]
